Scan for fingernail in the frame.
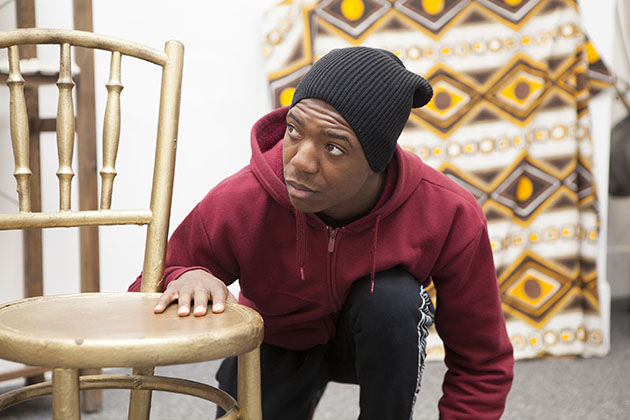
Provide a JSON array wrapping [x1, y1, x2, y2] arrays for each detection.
[[213, 303, 224, 312], [178, 306, 187, 314]]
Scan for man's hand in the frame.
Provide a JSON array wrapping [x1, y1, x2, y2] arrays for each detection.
[[153, 269, 237, 316]]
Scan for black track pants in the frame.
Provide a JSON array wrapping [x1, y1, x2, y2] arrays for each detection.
[[216, 267, 435, 420]]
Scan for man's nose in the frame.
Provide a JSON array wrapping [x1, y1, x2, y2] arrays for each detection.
[[291, 141, 318, 174]]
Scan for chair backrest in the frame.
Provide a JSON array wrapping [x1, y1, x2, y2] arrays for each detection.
[[0, 28, 184, 293]]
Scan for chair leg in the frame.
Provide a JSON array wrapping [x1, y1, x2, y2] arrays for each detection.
[[237, 347, 262, 420], [81, 368, 102, 412], [127, 366, 154, 420], [52, 368, 81, 420]]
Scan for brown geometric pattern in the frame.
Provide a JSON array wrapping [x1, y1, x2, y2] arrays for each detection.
[[476, 0, 544, 27], [490, 155, 560, 222], [316, 0, 391, 39], [486, 56, 551, 122], [499, 250, 576, 328], [412, 64, 480, 136], [262, 0, 611, 359], [410, 53, 591, 138], [394, 0, 471, 38]]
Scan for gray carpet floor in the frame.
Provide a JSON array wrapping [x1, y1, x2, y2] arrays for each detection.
[[2, 297, 628, 419]]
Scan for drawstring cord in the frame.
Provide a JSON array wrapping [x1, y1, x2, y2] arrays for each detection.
[[294, 209, 381, 291], [369, 215, 381, 293], [295, 209, 307, 281]]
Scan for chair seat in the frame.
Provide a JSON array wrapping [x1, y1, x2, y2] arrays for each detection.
[[0, 293, 263, 369]]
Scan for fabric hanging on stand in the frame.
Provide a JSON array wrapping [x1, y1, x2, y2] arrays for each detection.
[[261, 0, 613, 360]]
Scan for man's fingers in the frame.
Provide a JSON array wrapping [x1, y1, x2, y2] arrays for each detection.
[[209, 283, 229, 313], [193, 287, 210, 317], [154, 289, 178, 313], [153, 273, 233, 317], [177, 289, 193, 317]]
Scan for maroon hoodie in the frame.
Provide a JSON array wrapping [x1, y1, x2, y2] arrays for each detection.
[[129, 106, 513, 418]]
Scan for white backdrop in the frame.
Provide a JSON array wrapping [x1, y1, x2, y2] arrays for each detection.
[[0, 0, 619, 375], [0, 0, 278, 375], [0, 0, 278, 300]]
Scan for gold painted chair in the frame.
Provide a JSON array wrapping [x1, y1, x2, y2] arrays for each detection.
[[0, 29, 263, 420]]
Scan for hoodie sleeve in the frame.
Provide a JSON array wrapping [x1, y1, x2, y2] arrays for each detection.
[[432, 222, 514, 419], [127, 195, 239, 292]]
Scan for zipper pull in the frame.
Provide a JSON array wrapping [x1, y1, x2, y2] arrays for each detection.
[[328, 228, 338, 253]]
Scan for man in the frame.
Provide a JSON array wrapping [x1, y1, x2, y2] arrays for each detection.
[[129, 47, 513, 419]]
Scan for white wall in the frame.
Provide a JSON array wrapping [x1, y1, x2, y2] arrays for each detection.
[[0, 0, 279, 303]]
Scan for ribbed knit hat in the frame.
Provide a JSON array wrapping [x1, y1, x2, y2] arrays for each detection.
[[290, 47, 433, 173]]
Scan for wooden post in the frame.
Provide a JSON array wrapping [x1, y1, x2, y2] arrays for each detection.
[[73, 0, 100, 290], [73, 0, 103, 412]]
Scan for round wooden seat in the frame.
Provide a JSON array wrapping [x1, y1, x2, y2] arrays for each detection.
[[0, 293, 264, 369]]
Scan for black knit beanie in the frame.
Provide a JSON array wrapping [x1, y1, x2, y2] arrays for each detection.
[[290, 46, 433, 173]]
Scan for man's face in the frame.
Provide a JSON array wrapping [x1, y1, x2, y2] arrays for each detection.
[[283, 98, 383, 225]]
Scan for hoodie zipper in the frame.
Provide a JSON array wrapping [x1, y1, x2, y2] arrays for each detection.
[[327, 227, 341, 309], [328, 227, 339, 252]]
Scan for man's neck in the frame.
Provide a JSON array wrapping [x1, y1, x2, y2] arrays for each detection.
[[317, 170, 387, 228]]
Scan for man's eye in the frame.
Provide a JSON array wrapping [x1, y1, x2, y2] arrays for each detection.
[[326, 144, 344, 156]]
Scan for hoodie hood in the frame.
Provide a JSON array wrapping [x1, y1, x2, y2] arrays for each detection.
[[250, 106, 427, 292], [250, 106, 426, 231]]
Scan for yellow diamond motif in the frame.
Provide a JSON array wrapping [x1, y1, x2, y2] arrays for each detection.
[[497, 71, 545, 109], [506, 268, 561, 310], [423, 80, 470, 120], [499, 250, 576, 328]]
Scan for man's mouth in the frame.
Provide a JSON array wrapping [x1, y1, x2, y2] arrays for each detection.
[[286, 180, 318, 199]]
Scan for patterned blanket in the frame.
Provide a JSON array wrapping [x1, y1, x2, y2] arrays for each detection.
[[262, 0, 612, 359]]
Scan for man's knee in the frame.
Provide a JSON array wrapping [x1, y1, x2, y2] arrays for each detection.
[[346, 267, 433, 334]]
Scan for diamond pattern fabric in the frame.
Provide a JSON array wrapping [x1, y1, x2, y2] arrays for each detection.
[[261, 0, 612, 359]]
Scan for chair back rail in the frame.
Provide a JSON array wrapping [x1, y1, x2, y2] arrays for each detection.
[[56, 42, 74, 211], [100, 50, 122, 211], [0, 28, 184, 293]]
